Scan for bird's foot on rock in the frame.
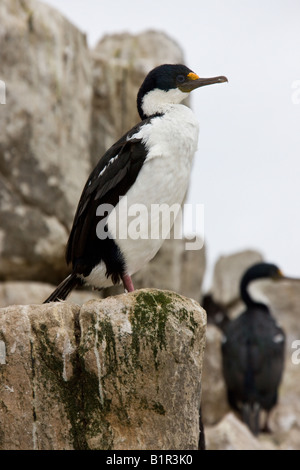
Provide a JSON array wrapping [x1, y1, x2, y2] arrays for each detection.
[[122, 274, 135, 293]]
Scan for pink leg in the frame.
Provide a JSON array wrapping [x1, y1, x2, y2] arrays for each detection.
[[122, 274, 135, 293]]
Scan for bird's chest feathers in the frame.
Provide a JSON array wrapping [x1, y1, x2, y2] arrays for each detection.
[[146, 105, 199, 161], [133, 106, 199, 201]]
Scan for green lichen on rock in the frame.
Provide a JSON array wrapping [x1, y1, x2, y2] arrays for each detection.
[[130, 290, 198, 369], [129, 290, 172, 370], [96, 318, 118, 376], [31, 318, 113, 450], [28, 290, 202, 450]]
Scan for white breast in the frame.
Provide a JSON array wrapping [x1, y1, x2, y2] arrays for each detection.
[[85, 104, 199, 289], [109, 104, 199, 275]]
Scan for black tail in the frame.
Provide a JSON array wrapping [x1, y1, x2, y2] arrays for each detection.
[[242, 402, 261, 435], [43, 273, 81, 303]]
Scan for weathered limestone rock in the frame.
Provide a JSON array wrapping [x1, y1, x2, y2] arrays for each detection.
[[0, 281, 102, 308], [0, 0, 92, 283], [268, 397, 300, 450], [211, 250, 263, 307], [201, 324, 230, 425], [205, 413, 277, 450], [0, 289, 206, 450], [0, 302, 77, 449], [180, 239, 206, 301], [80, 290, 206, 450], [90, 31, 185, 166]]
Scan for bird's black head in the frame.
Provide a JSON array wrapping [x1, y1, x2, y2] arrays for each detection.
[[240, 262, 284, 307], [242, 262, 283, 284], [137, 64, 228, 120]]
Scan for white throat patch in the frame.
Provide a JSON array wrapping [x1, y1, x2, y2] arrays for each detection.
[[141, 88, 188, 117], [248, 279, 272, 306]]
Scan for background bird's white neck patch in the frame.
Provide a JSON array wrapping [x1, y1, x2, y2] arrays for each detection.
[[248, 279, 272, 306]]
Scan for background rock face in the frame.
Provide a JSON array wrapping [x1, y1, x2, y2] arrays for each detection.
[[0, 0, 92, 282], [90, 31, 185, 166], [211, 249, 263, 307], [0, 280, 101, 308], [0, 289, 206, 450], [201, 324, 230, 425], [205, 413, 277, 450], [0, 2, 191, 287]]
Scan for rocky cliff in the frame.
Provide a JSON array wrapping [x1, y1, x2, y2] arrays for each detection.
[[0, 0, 92, 282]]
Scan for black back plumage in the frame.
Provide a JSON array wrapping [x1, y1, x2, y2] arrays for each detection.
[[66, 122, 150, 280], [43, 120, 151, 303], [221, 263, 286, 435]]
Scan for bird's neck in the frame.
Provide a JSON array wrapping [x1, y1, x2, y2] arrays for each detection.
[[241, 278, 269, 311], [138, 88, 188, 120]]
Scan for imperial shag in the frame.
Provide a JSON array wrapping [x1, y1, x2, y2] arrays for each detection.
[[44, 64, 227, 303], [221, 262, 291, 435]]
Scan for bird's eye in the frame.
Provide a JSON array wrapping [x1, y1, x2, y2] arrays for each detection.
[[176, 74, 185, 83]]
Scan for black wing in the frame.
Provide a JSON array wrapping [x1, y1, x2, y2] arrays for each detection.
[[66, 120, 151, 277]]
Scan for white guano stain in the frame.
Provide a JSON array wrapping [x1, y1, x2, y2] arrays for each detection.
[[32, 421, 38, 450], [62, 336, 75, 381], [0, 340, 6, 364], [94, 312, 104, 405]]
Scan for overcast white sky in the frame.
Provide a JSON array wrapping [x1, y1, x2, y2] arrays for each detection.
[[41, 0, 300, 287]]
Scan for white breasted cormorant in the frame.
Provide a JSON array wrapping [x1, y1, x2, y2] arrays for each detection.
[[44, 64, 227, 303], [221, 262, 292, 435]]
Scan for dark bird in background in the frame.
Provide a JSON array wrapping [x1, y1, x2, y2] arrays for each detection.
[[221, 262, 293, 435], [44, 64, 227, 303]]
